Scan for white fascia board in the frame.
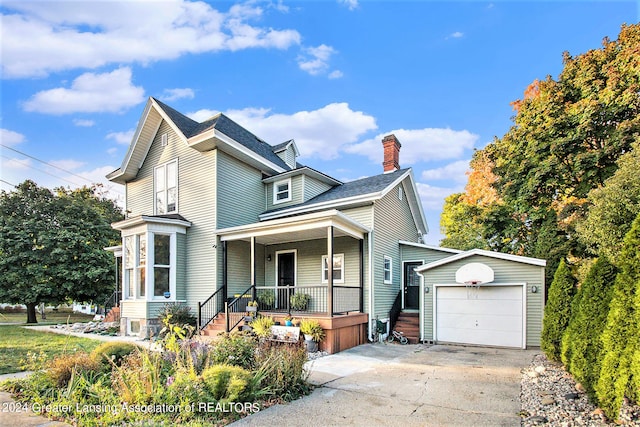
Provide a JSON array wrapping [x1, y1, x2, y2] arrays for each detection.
[[218, 209, 370, 241], [379, 169, 428, 235], [398, 241, 463, 254], [188, 129, 286, 175], [262, 167, 341, 186], [415, 248, 546, 273], [259, 192, 380, 221], [112, 215, 192, 231]]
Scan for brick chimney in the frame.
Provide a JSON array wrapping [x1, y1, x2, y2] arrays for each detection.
[[382, 134, 401, 173]]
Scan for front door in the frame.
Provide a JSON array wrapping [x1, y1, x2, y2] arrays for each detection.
[[404, 262, 422, 309], [277, 252, 295, 309]]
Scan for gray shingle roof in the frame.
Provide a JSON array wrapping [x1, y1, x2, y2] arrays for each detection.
[[263, 168, 410, 215], [152, 98, 291, 170]]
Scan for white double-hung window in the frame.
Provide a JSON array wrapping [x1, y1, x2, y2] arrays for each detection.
[[122, 232, 176, 301], [384, 256, 393, 284], [273, 178, 291, 204], [322, 254, 345, 284], [155, 160, 178, 214]]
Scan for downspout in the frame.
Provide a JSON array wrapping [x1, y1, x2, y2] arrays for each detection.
[[417, 271, 425, 343], [368, 230, 374, 342]]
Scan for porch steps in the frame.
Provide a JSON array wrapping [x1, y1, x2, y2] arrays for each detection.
[[394, 312, 420, 344], [199, 313, 252, 337], [104, 306, 120, 323]]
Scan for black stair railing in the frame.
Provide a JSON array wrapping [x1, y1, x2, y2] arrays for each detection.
[[197, 286, 226, 330], [225, 285, 255, 332]]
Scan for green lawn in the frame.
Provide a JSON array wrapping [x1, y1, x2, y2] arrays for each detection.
[[0, 311, 96, 325], [0, 325, 102, 374]]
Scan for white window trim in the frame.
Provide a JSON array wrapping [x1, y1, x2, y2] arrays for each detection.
[[384, 255, 393, 284], [154, 159, 178, 215], [273, 178, 292, 204], [121, 228, 179, 302], [321, 253, 345, 284]]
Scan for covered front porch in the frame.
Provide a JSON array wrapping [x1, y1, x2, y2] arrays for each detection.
[[198, 210, 371, 353]]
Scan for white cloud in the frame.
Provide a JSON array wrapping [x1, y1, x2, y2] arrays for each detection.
[[449, 31, 464, 38], [159, 88, 195, 102], [73, 119, 95, 127], [421, 160, 471, 183], [187, 108, 223, 122], [1, 1, 301, 78], [49, 159, 86, 171], [0, 128, 26, 146], [338, 0, 359, 11], [106, 129, 135, 145], [298, 44, 337, 76], [189, 103, 377, 160], [416, 182, 462, 211], [328, 70, 344, 79], [22, 67, 145, 114], [346, 128, 478, 165]]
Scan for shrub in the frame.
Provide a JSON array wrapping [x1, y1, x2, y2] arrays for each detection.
[[561, 257, 617, 397], [251, 316, 275, 339], [157, 302, 197, 328], [91, 341, 139, 367], [210, 332, 258, 370], [254, 344, 309, 400], [299, 318, 325, 342], [290, 293, 310, 311], [541, 260, 576, 361], [595, 213, 640, 420], [47, 352, 100, 388], [201, 364, 253, 403], [112, 350, 168, 404]]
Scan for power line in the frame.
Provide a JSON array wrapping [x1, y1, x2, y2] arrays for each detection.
[[1, 154, 88, 188], [0, 143, 124, 196], [0, 179, 17, 188]]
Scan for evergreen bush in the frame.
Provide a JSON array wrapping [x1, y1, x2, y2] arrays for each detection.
[[201, 364, 253, 403], [157, 302, 197, 328], [595, 213, 640, 420], [561, 257, 617, 397], [91, 341, 139, 367], [541, 259, 576, 361]]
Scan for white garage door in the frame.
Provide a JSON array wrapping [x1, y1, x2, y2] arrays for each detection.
[[436, 285, 523, 348]]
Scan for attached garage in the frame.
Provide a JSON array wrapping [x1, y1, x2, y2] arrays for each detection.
[[413, 248, 546, 349]]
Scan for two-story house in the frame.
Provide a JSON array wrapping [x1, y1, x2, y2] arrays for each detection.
[[107, 97, 546, 353]]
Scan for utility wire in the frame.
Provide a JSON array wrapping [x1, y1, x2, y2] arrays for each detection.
[[0, 143, 124, 196], [0, 179, 17, 188], [1, 154, 89, 188]]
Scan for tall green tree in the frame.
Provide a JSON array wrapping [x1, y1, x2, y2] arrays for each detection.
[[560, 257, 617, 398], [541, 260, 576, 361], [595, 212, 640, 420], [0, 181, 123, 323], [577, 139, 640, 261], [441, 24, 640, 273]]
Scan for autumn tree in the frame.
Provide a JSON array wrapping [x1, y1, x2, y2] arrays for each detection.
[[0, 181, 123, 323]]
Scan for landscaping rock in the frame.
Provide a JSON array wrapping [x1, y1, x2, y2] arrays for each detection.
[[565, 392, 579, 400], [541, 397, 555, 405]]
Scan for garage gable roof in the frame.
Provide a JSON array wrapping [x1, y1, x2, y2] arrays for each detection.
[[415, 248, 546, 273]]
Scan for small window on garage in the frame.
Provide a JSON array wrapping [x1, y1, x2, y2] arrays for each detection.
[[384, 256, 392, 284]]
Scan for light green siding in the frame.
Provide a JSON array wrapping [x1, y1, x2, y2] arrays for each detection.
[[420, 254, 545, 347], [265, 175, 304, 211], [275, 145, 296, 168], [372, 179, 419, 319], [303, 175, 334, 201], [264, 237, 361, 288], [147, 301, 168, 318], [216, 151, 264, 228], [341, 205, 374, 228], [124, 119, 218, 313], [120, 300, 146, 319]]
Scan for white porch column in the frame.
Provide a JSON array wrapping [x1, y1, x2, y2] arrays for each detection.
[[327, 226, 334, 317], [250, 236, 256, 287]]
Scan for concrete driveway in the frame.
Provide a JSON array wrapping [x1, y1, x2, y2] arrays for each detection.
[[232, 343, 536, 427]]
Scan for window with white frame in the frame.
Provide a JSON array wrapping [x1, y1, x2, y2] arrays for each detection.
[[322, 254, 344, 283], [137, 234, 146, 297], [155, 160, 178, 214], [273, 178, 291, 204], [153, 234, 171, 298], [384, 256, 392, 284], [124, 236, 134, 299]]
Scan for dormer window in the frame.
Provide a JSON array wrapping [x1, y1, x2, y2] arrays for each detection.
[[273, 178, 291, 204], [155, 160, 178, 214]]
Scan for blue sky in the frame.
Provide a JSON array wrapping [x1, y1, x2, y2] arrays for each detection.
[[1, 0, 637, 244]]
